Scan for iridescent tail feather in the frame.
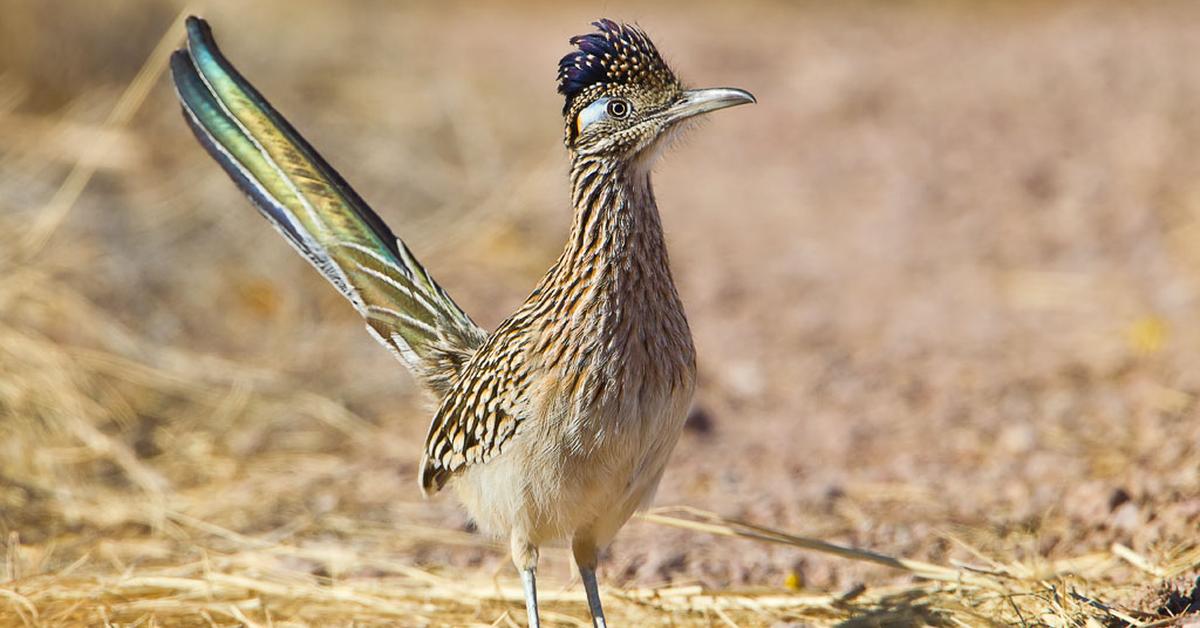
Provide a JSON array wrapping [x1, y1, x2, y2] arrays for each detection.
[[171, 16, 484, 393]]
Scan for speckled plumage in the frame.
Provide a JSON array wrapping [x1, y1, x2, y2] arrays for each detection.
[[421, 152, 697, 534], [558, 19, 679, 111], [172, 16, 752, 627]]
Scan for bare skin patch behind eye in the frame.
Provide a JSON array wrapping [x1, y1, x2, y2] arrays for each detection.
[[576, 97, 611, 136]]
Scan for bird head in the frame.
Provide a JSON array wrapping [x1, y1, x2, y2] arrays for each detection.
[[557, 19, 754, 161]]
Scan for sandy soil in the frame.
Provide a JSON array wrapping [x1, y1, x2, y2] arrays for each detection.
[[2, 0, 1199, 623]]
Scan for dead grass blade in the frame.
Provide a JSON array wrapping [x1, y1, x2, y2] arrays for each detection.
[[18, 6, 192, 258]]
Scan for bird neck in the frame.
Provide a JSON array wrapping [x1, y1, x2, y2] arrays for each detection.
[[521, 152, 679, 323], [561, 153, 668, 273], [512, 152, 693, 390]]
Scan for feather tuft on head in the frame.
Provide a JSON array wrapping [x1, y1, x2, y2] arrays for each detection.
[[557, 19, 679, 115]]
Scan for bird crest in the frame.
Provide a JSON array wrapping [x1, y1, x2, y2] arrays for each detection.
[[557, 19, 680, 117]]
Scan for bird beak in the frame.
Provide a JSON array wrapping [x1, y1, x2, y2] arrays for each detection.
[[666, 87, 756, 123]]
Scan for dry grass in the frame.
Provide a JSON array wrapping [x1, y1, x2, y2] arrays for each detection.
[[3, 0, 1200, 625]]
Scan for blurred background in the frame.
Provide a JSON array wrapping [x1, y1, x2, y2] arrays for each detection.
[[2, 0, 1199, 624]]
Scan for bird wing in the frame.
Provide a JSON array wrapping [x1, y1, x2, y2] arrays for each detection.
[[417, 325, 529, 495], [171, 16, 486, 394]]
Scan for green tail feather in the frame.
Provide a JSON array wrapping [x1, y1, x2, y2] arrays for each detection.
[[171, 16, 485, 393]]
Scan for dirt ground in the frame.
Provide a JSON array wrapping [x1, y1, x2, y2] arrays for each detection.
[[2, 1, 1199, 625]]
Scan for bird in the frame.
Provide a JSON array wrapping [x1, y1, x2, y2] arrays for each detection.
[[170, 15, 754, 627]]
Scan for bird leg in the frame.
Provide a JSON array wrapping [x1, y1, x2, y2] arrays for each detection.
[[520, 567, 539, 628], [512, 535, 540, 627], [579, 566, 606, 628], [573, 537, 607, 628]]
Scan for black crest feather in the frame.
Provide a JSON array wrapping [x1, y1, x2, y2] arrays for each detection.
[[557, 19, 678, 114]]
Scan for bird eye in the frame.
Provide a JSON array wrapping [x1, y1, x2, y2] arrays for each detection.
[[606, 99, 630, 118], [574, 97, 633, 137]]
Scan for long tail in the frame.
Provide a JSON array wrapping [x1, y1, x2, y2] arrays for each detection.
[[170, 16, 485, 394]]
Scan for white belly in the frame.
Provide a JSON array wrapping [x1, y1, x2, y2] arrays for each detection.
[[451, 363, 695, 550]]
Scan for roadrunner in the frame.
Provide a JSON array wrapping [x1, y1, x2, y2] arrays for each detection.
[[171, 16, 753, 626]]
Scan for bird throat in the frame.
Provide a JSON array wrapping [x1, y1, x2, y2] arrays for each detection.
[[562, 154, 674, 308], [523, 153, 693, 402]]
